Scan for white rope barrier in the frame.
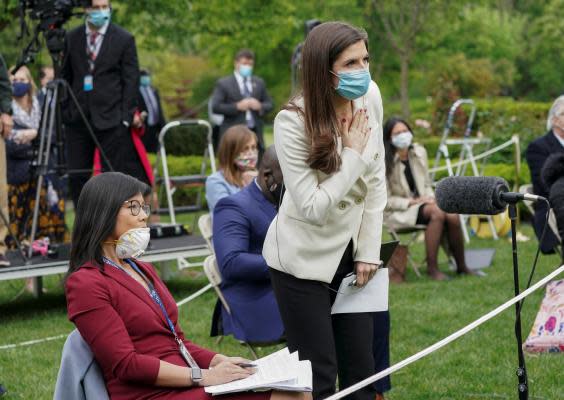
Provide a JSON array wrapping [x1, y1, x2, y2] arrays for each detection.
[[326, 264, 564, 400], [428, 137, 518, 174], [0, 283, 213, 351], [176, 283, 213, 307], [0, 333, 68, 350]]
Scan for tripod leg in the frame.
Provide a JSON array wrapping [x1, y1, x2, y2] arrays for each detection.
[[0, 208, 27, 263], [62, 80, 114, 171]]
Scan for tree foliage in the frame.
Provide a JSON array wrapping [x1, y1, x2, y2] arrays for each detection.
[[0, 0, 562, 121]]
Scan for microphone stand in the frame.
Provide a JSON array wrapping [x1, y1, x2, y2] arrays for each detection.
[[508, 202, 528, 399]]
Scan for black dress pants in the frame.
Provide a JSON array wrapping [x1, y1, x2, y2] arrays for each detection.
[[269, 242, 376, 400], [372, 311, 391, 394], [66, 121, 149, 206]]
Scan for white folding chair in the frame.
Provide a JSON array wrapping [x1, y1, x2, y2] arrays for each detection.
[[198, 213, 213, 252]]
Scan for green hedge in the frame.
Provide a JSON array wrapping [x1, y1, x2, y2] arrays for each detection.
[[149, 152, 530, 212]]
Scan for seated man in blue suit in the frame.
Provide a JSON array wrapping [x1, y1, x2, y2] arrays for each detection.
[[211, 145, 285, 343]]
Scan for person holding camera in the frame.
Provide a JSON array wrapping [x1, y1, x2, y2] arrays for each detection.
[[61, 0, 145, 206]]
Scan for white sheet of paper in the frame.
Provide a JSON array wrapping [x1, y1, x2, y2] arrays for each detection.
[[205, 348, 312, 395], [331, 268, 389, 314]]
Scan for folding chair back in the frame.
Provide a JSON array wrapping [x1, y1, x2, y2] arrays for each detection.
[[198, 213, 213, 252], [203, 255, 231, 314]]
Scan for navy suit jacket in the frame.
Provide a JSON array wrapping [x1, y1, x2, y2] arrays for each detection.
[[212, 181, 284, 343], [526, 131, 564, 252]]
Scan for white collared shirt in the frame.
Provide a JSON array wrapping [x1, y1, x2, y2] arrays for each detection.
[[233, 71, 253, 125], [85, 22, 109, 59], [553, 131, 564, 149]]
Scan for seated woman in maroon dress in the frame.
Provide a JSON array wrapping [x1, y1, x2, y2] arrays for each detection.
[[65, 172, 308, 400]]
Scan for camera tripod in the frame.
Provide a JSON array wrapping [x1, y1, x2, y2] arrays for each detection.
[[26, 77, 115, 261]]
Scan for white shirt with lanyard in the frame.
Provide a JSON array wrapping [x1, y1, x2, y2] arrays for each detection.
[[102, 257, 200, 369], [83, 22, 109, 92], [233, 71, 255, 129]]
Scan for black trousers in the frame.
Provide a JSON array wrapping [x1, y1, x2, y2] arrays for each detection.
[[372, 311, 391, 394], [269, 242, 376, 400], [66, 121, 149, 206]]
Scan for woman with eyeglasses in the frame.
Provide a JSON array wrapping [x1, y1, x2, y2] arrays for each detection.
[[65, 172, 309, 400]]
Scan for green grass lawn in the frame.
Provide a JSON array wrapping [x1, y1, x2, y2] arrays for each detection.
[[1, 220, 562, 399]]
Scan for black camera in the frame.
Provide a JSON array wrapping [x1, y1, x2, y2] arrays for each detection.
[[21, 0, 88, 26], [14, 0, 90, 73]]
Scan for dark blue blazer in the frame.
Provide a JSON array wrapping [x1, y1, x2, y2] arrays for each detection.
[[212, 182, 284, 343], [526, 131, 564, 252]]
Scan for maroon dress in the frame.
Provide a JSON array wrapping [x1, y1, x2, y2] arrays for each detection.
[[66, 260, 271, 400]]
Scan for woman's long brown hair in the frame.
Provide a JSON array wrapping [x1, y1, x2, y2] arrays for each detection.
[[217, 124, 257, 187], [286, 21, 368, 175]]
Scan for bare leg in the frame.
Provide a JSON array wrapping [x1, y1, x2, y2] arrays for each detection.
[[421, 204, 448, 281], [444, 213, 472, 274]]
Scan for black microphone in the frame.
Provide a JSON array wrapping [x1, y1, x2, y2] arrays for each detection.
[[435, 176, 546, 215]]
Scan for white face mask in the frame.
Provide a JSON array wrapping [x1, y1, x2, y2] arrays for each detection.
[[115, 227, 151, 259], [391, 131, 413, 149]]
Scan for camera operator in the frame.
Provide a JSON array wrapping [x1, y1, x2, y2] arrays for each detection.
[[61, 0, 145, 206], [0, 54, 13, 267]]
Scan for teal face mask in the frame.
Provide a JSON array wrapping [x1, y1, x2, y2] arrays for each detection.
[[239, 65, 253, 78], [331, 69, 371, 100], [87, 8, 111, 28], [140, 75, 151, 87]]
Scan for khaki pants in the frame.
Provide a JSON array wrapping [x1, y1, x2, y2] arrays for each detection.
[[0, 137, 8, 255]]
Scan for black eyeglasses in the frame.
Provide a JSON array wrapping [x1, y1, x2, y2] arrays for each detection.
[[123, 200, 151, 217]]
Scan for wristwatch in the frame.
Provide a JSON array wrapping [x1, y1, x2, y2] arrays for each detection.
[[191, 367, 203, 386]]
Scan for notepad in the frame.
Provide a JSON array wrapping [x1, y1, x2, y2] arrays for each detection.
[[331, 268, 389, 314], [205, 348, 312, 395]]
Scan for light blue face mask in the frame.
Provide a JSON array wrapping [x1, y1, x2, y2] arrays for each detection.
[[331, 69, 371, 100], [87, 8, 111, 28], [140, 75, 151, 87], [239, 65, 253, 78]]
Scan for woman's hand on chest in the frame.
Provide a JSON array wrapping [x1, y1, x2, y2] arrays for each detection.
[[340, 108, 370, 155]]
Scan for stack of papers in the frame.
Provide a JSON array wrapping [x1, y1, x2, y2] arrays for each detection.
[[205, 348, 312, 395]]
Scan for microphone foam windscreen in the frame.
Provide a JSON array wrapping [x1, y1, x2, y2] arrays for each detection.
[[435, 176, 509, 215]]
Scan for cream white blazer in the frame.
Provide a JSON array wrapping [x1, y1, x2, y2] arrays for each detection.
[[262, 81, 387, 283], [384, 143, 434, 229]]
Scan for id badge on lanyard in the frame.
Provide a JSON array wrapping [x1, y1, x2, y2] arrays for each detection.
[[84, 75, 93, 91], [176, 337, 199, 369]]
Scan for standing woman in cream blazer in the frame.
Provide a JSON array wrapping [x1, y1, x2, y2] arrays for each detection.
[[383, 117, 474, 280], [263, 22, 386, 400]]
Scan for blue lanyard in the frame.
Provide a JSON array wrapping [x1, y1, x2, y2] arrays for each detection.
[[102, 257, 199, 368], [103, 257, 177, 335]]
